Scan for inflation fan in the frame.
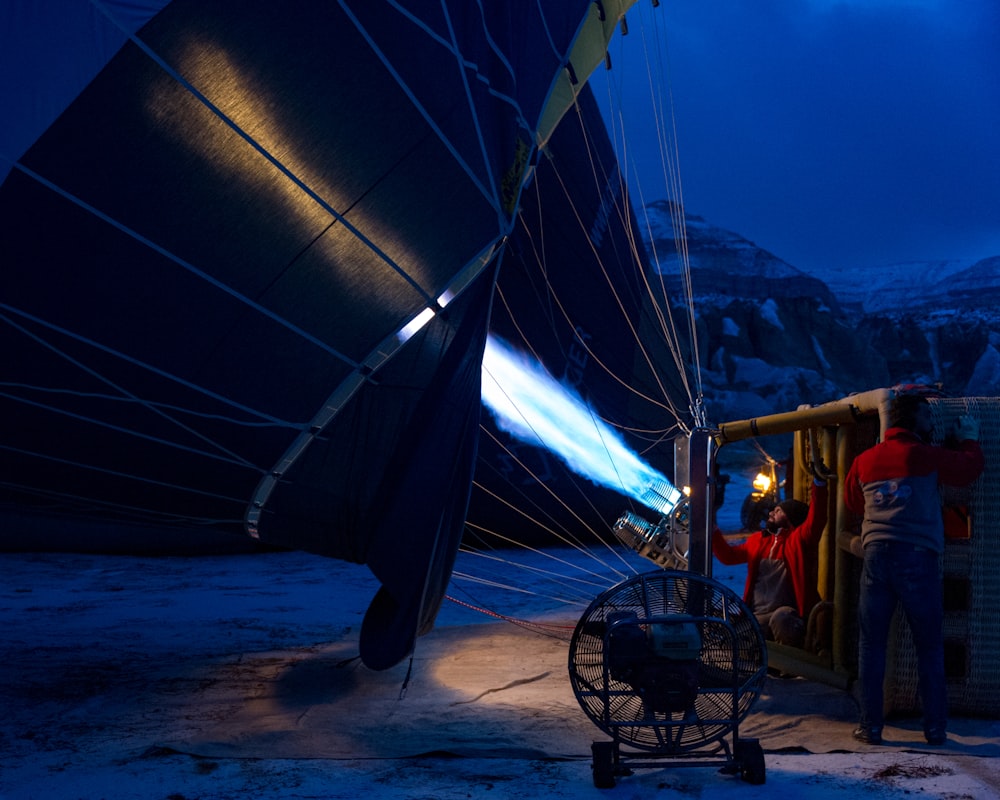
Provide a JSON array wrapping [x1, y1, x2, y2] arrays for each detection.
[[568, 569, 768, 788]]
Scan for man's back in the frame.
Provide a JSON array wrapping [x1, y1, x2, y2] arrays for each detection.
[[845, 425, 984, 551]]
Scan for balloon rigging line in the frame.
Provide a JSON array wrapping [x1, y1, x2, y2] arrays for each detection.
[[465, 522, 635, 598], [548, 106, 694, 427], [451, 550, 635, 614], [467, 476, 596, 555], [466, 432, 641, 579], [0, 390, 264, 473], [567, 92, 694, 394], [464, 513, 634, 585], [607, 107, 698, 413], [630, 9, 705, 422], [443, 593, 576, 641], [470, 430, 624, 558], [463, 464, 645, 618], [466, 412, 647, 595], [0, 291, 309, 429], [0, 383, 299, 429], [437, 2, 507, 217], [597, 12, 705, 423], [387, 0, 517, 85], [618, 159, 695, 406], [0, 442, 249, 507], [503, 210, 680, 421], [6, 163, 362, 369], [342, 0, 510, 219], [0, 477, 243, 529], [627, 171, 702, 423], [558, 101, 681, 393], [449, 572, 599, 611], [452, 557, 620, 605], [493, 273, 679, 432], [0, 307, 270, 472], [548, 192, 685, 423], [457, 544, 632, 593], [577, 102, 702, 422]]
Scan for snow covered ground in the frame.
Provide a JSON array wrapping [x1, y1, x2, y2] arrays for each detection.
[[2, 536, 1000, 799]]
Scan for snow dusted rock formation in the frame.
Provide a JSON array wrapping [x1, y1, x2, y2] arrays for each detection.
[[822, 254, 1000, 398], [845, 256, 1000, 397], [642, 200, 1000, 425]]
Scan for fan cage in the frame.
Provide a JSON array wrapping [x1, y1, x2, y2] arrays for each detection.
[[568, 569, 767, 752]]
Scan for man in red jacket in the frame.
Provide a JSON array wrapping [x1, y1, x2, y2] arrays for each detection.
[[844, 394, 984, 746], [713, 476, 829, 649]]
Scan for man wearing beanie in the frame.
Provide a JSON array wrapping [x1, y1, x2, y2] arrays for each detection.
[[712, 473, 829, 649]]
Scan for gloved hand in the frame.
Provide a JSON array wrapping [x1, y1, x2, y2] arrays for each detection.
[[809, 460, 836, 483], [953, 415, 980, 441]]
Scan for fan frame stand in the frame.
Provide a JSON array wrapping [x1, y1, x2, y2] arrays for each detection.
[[590, 733, 765, 789], [569, 569, 769, 789]]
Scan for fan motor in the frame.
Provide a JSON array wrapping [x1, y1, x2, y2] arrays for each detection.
[[607, 610, 701, 713]]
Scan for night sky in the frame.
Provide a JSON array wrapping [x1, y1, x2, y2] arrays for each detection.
[[592, 0, 1000, 276]]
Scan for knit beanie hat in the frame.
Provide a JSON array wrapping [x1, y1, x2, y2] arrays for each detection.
[[777, 499, 809, 529]]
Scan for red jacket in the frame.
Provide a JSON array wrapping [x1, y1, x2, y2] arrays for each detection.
[[712, 482, 828, 619], [844, 426, 984, 552]]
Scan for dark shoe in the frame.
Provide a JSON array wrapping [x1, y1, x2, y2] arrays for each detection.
[[925, 730, 947, 745], [852, 726, 882, 745]]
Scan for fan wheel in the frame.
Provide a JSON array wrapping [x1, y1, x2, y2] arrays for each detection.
[[568, 569, 767, 753]]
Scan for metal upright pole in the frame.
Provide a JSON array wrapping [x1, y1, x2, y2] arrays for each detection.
[[675, 428, 716, 578]]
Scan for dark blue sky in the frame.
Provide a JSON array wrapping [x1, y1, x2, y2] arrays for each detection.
[[592, 0, 1000, 275]]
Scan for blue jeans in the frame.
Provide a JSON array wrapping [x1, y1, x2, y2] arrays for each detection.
[[857, 541, 946, 738]]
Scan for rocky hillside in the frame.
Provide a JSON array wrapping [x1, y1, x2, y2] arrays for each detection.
[[642, 200, 1000, 426], [818, 256, 1000, 317]]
